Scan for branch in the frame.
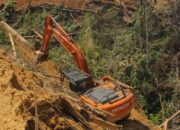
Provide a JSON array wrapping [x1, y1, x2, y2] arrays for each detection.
[[160, 110, 180, 130], [23, 0, 32, 14], [8, 32, 17, 57], [24, 35, 40, 39], [33, 30, 43, 39], [35, 3, 97, 14]]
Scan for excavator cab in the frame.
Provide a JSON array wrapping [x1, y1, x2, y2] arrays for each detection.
[[80, 77, 135, 122], [61, 68, 92, 92], [84, 86, 125, 104]]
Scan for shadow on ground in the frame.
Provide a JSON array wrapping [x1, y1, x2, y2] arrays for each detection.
[[118, 119, 150, 130]]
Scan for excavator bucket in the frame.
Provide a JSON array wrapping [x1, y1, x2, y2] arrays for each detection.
[[34, 50, 48, 63]]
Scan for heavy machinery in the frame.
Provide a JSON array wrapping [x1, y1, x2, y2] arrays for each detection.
[[36, 16, 135, 122]]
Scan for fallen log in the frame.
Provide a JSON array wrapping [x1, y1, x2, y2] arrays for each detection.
[[0, 20, 35, 62], [60, 96, 121, 130], [61, 97, 94, 130]]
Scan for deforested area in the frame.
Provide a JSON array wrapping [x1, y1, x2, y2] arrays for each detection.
[[0, 0, 179, 130]]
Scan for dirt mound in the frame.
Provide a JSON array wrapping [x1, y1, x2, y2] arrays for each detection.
[[0, 49, 74, 129]]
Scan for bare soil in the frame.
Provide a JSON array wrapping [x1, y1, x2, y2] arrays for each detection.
[[0, 47, 107, 130]]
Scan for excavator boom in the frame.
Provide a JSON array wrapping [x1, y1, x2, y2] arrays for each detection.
[[38, 16, 90, 74]]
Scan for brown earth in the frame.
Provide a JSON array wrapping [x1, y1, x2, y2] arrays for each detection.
[[0, 48, 82, 130], [0, 47, 117, 130]]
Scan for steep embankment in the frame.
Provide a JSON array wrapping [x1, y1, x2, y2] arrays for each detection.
[[0, 42, 161, 130], [0, 19, 162, 130], [0, 48, 79, 130], [0, 47, 121, 130]]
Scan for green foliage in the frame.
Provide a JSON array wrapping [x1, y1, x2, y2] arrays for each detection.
[[0, 2, 16, 23], [17, 9, 47, 35], [149, 113, 163, 125], [0, 30, 7, 44]]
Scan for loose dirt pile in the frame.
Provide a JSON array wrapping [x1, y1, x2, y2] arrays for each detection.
[[0, 49, 78, 130], [0, 48, 122, 130]]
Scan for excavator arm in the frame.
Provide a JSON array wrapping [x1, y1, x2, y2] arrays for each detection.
[[36, 16, 90, 74]]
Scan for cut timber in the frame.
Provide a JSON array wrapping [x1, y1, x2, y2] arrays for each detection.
[[60, 95, 121, 130], [61, 97, 94, 130]]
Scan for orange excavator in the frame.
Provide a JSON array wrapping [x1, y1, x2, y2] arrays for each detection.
[[36, 16, 135, 122]]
